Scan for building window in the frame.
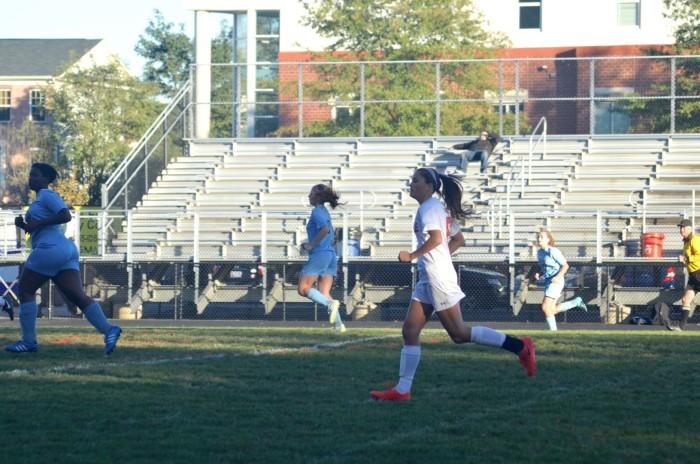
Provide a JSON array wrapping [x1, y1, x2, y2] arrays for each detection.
[[519, 0, 542, 29], [485, 89, 528, 114], [618, 1, 640, 26], [30, 90, 46, 122], [254, 10, 280, 137], [0, 90, 10, 122]]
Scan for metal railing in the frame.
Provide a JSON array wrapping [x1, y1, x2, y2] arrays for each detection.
[[101, 83, 192, 213]]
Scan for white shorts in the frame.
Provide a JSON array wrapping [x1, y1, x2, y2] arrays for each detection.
[[411, 277, 465, 312], [544, 278, 565, 300]]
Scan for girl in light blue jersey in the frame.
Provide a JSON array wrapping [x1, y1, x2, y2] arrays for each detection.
[[6, 163, 122, 354], [536, 228, 587, 331], [297, 184, 345, 332]]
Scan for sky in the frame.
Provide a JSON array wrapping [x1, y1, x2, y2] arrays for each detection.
[[2, 0, 195, 77]]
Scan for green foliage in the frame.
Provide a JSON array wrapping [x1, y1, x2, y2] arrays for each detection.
[[135, 9, 193, 97], [285, 0, 512, 137], [47, 62, 161, 204], [625, 1, 700, 133]]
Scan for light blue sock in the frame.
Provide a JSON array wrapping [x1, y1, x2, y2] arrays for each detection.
[[82, 301, 112, 334], [334, 308, 344, 327], [307, 288, 330, 307], [546, 315, 557, 331], [559, 297, 581, 312], [19, 302, 38, 344]]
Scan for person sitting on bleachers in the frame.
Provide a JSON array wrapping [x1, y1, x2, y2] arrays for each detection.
[[447, 131, 501, 176]]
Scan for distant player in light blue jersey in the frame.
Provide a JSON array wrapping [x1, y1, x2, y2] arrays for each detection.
[[297, 184, 345, 332], [5, 163, 122, 354], [535, 228, 587, 331]]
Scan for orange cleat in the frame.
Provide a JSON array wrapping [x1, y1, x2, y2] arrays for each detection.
[[370, 388, 411, 402], [518, 336, 536, 377]]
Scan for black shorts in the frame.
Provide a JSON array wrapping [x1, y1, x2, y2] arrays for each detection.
[[687, 270, 700, 292]]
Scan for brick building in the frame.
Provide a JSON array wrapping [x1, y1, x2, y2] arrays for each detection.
[[183, 0, 678, 137], [0, 39, 119, 203]]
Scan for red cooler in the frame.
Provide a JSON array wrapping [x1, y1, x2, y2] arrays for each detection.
[[641, 232, 665, 258]]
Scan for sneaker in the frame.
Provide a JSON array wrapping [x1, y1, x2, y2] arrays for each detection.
[[328, 299, 340, 325], [666, 324, 682, 332], [104, 326, 122, 355], [575, 297, 588, 312], [0, 297, 13, 321], [518, 337, 536, 377], [334, 323, 347, 333], [5, 340, 38, 353], [370, 388, 411, 402]]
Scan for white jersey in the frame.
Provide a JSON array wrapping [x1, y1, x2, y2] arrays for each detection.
[[413, 197, 459, 283]]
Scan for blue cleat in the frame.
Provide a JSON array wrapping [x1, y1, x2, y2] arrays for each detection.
[[104, 326, 122, 355], [5, 340, 38, 353]]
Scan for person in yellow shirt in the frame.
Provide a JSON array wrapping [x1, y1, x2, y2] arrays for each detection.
[[677, 219, 700, 330]]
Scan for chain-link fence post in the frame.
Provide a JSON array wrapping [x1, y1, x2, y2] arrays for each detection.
[[360, 63, 366, 137], [435, 62, 441, 137], [589, 59, 595, 136], [509, 212, 515, 312], [193, 212, 200, 306], [298, 63, 304, 138], [671, 57, 676, 135]]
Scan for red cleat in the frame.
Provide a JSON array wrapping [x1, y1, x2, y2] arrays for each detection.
[[370, 388, 411, 402], [518, 336, 536, 377]]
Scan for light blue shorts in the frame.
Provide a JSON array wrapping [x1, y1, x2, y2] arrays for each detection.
[[544, 278, 565, 300], [301, 251, 337, 277], [25, 240, 80, 277]]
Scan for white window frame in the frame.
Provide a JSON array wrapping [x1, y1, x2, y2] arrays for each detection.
[[29, 89, 46, 122], [617, 1, 641, 27], [0, 90, 10, 122], [519, 0, 542, 30]]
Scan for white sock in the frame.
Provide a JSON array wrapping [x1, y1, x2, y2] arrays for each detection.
[[546, 315, 557, 331], [470, 326, 506, 348], [395, 345, 421, 394]]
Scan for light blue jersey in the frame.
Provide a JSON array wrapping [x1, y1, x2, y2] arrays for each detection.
[[26, 189, 69, 248], [24, 189, 79, 277], [537, 246, 567, 282], [306, 205, 334, 254]]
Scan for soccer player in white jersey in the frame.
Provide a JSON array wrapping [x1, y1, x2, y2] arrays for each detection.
[[370, 168, 535, 401], [535, 228, 587, 331]]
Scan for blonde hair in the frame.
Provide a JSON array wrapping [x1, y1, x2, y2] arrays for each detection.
[[538, 228, 555, 246]]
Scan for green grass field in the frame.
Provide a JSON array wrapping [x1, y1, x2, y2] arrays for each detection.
[[0, 326, 698, 463]]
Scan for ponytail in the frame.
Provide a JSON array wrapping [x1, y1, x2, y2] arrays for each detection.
[[416, 168, 473, 220]]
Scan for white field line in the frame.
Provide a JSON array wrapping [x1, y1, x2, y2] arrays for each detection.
[[0, 334, 400, 377]]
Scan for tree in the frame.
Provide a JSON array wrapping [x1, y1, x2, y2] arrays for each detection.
[[284, 0, 519, 137], [47, 62, 161, 204], [624, 1, 700, 133], [135, 9, 193, 97]]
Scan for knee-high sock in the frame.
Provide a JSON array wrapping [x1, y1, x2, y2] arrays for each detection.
[[19, 302, 38, 344], [307, 288, 330, 307], [83, 301, 112, 334], [546, 315, 558, 330], [470, 326, 506, 347], [559, 297, 580, 312], [395, 345, 421, 394], [680, 306, 691, 330], [470, 326, 525, 355]]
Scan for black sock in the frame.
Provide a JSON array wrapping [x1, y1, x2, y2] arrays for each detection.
[[680, 310, 691, 330], [502, 335, 524, 354]]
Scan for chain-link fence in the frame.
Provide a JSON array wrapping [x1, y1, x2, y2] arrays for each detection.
[[0, 258, 694, 327], [192, 55, 700, 139]]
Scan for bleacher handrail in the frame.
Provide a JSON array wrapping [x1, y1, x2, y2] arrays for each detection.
[[101, 82, 191, 211]]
